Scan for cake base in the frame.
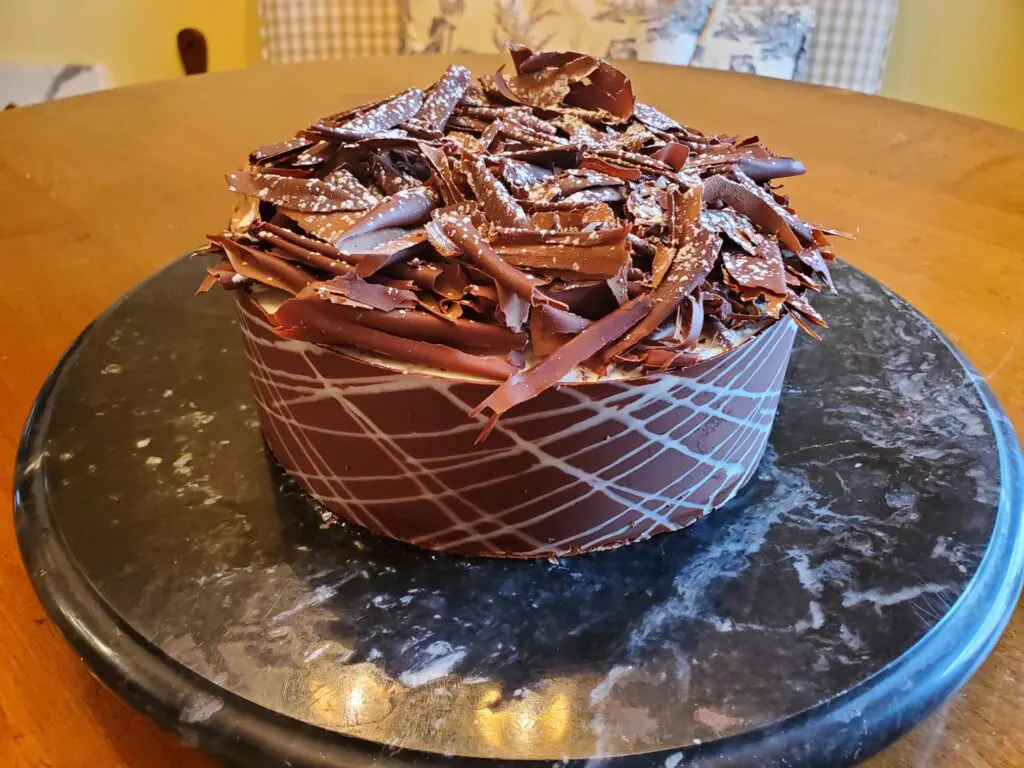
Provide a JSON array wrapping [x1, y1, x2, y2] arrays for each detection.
[[15, 257, 1024, 766], [237, 291, 797, 558]]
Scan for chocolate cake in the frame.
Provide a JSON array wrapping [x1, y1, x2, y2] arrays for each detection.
[[198, 45, 845, 558]]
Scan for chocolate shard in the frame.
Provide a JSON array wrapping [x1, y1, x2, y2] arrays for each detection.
[[416, 65, 472, 130], [469, 294, 654, 432], [274, 298, 520, 380], [580, 155, 642, 181], [279, 209, 364, 245], [440, 218, 566, 317], [600, 229, 722, 363], [312, 272, 418, 312], [335, 88, 425, 135], [208, 234, 316, 295], [227, 169, 377, 213], [702, 174, 803, 254], [250, 136, 313, 164], [489, 226, 630, 279], [737, 156, 806, 182], [633, 102, 683, 133], [722, 239, 788, 296], [336, 187, 439, 244], [465, 156, 533, 228]]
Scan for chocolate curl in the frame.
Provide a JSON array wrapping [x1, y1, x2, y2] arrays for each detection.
[[531, 202, 616, 230], [257, 222, 345, 258], [419, 142, 464, 205], [633, 102, 683, 133], [227, 169, 377, 213], [736, 156, 805, 182], [676, 293, 704, 350], [670, 185, 702, 247], [254, 229, 354, 276], [333, 88, 424, 135], [722, 239, 788, 297], [250, 136, 313, 164], [279, 209, 364, 245], [469, 294, 654, 435], [208, 234, 315, 295], [465, 157, 533, 228], [371, 153, 421, 195], [196, 257, 244, 295], [580, 155, 642, 181], [336, 187, 438, 244], [733, 170, 815, 246], [273, 299, 519, 380], [440, 218, 563, 307], [651, 243, 674, 288], [600, 230, 722, 363], [530, 305, 592, 356], [702, 174, 803, 254], [352, 229, 429, 277], [495, 51, 594, 111], [488, 226, 630, 279], [416, 65, 471, 130], [627, 183, 670, 229], [284, 292, 524, 352], [650, 141, 690, 172], [312, 272, 418, 311]]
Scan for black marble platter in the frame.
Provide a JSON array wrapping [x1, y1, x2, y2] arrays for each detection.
[[14, 257, 1024, 768]]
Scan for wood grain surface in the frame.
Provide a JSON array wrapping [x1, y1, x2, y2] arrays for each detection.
[[1, 55, 1022, 768]]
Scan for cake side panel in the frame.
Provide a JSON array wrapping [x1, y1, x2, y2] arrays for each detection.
[[235, 292, 796, 558]]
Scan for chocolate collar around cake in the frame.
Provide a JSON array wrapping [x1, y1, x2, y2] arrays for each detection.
[[198, 43, 848, 434]]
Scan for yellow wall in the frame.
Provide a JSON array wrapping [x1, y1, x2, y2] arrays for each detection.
[[0, 0, 260, 86], [883, 0, 1024, 131], [1, 0, 1023, 131]]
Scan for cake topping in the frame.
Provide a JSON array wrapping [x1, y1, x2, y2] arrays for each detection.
[[200, 44, 847, 430]]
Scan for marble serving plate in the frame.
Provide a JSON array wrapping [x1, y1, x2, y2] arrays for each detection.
[[14, 257, 1024, 767]]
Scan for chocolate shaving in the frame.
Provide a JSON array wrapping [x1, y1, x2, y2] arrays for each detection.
[[280, 209, 363, 244], [313, 272, 418, 311], [274, 299, 519, 380], [335, 88, 424, 135], [202, 45, 847, 433], [416, 65, 471, 130], [722, 239, 788, 296], [336, 187, 438, 243], [633, 102, 682, 133], [470, 294, 653, 433], [227, 169, 377, 213], [703, 174, 803, 254], [250, 137, 313, 164], [208, 234, 315, 295], [352, 229, 428, 277], [465, 157, 533, 228], [489, 226, 630, 278]]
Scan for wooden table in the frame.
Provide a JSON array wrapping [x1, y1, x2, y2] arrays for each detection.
[[1, 54, 1022, 768]]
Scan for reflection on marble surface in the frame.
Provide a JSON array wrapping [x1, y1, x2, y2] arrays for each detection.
[[27, 259, 1007, 761]]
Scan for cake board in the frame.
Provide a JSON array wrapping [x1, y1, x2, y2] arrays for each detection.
[[14, 257, 1024, 767]]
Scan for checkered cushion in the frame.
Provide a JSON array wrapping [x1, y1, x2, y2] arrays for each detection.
[[257, 0, 896, 94], [257, 0, 401, 64], [802, 0, 897, 94]]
